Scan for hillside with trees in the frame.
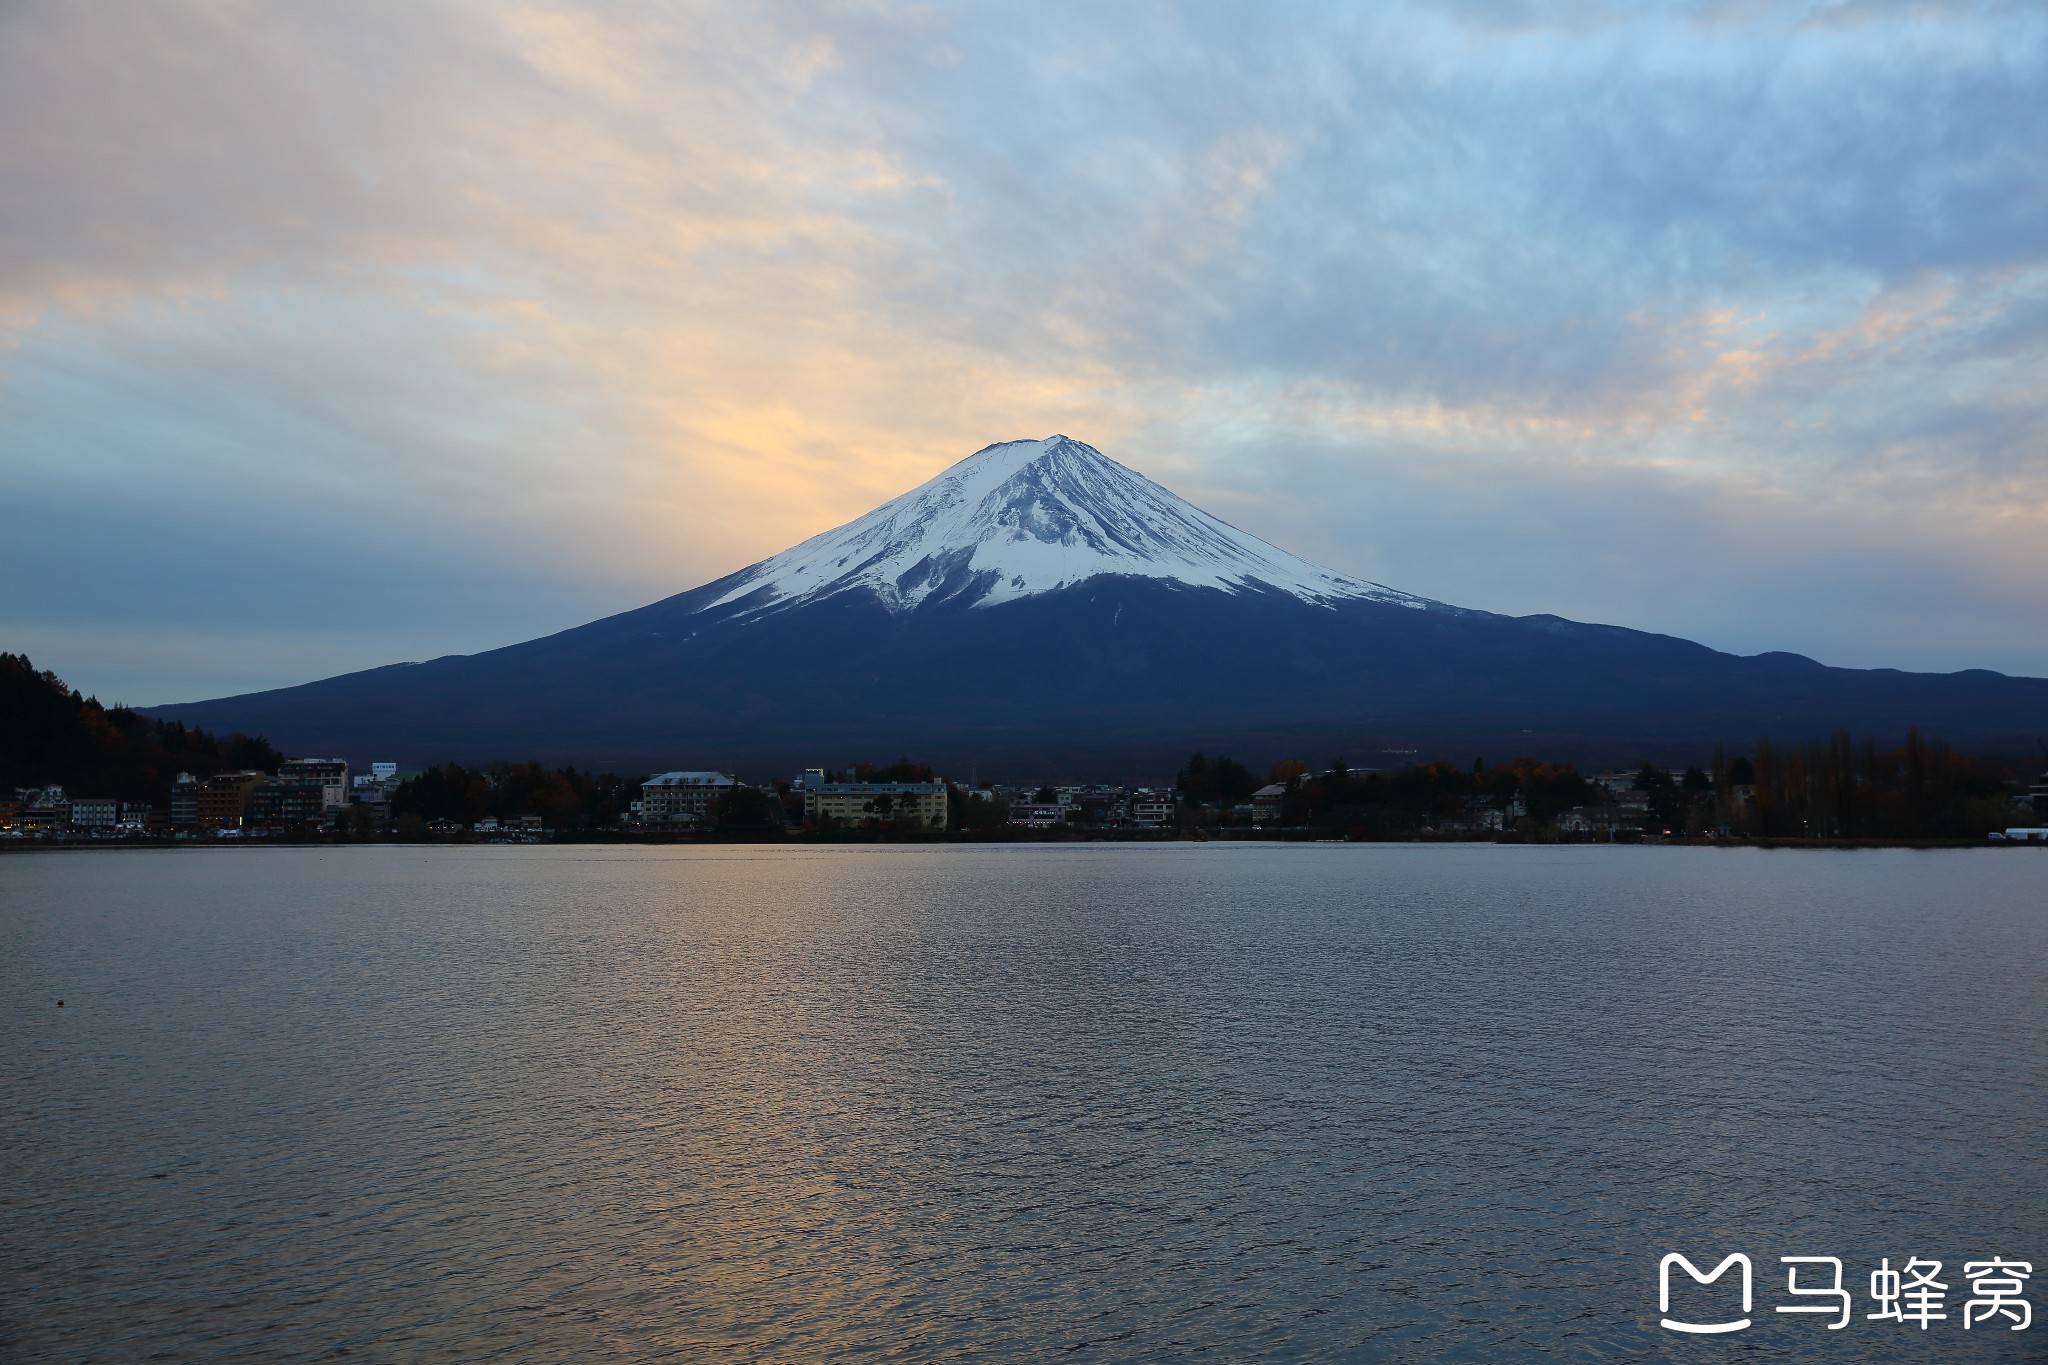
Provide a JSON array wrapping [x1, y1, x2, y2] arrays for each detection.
[[1, 654, 283, 800]]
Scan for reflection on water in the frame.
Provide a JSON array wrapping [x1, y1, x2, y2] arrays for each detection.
[[3, 844, 2043, 1359]]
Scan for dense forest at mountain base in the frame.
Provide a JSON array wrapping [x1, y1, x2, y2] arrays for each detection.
[[1, 654, 283, 801]]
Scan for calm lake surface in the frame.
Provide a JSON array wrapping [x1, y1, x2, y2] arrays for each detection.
[[3, 844, 2043, 1361]]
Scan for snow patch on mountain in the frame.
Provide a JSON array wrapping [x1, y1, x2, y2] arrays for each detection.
[[703, 435, 1436, 617]]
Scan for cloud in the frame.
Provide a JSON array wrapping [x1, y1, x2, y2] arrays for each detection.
[[2, 0, 2045, 701]]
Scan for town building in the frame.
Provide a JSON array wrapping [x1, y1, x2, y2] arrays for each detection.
[[195, 771, 265, 831], [68, 797, 120, 830], [803, 769, 947, 828], [350, 762, 400, 806], [1128, 794, 1175, 827], [640, 771, 737, 826], [171, 774, 200, 829], [1251, 783, 1289, 823], [8, 788, 57, 832], [1007, 803, 1066, 827], [1069, 786, 1126, 825], [1558, 806, 1647, 839], [279, 758, 350, 811], [1440, 798, 1506, 834], [249, 780, 328, 827], [13, 786, 69, 832]]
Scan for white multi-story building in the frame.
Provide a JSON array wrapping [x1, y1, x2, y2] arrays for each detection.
[[801, 769, 946, 828], [640, 771, 737, 825], [68, 797, 120, 829]]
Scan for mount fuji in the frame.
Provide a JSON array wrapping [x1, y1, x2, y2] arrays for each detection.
[[151, 436, 2046, 776]]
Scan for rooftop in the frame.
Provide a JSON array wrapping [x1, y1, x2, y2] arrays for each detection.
[[643, 771, 736, 787]]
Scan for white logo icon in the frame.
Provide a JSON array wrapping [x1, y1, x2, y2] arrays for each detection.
[[1660, 1253, 1753, 1334]]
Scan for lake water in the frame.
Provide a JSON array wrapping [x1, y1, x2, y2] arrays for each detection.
[[3, 844, 2043, 1360]]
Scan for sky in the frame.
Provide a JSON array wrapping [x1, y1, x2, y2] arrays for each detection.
[[4, 0, 2046, 705]]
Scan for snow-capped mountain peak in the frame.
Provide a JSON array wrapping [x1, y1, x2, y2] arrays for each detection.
[[703, 435, 1434, 617]]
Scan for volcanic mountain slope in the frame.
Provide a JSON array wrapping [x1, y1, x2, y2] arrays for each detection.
[[150, 436, 2048, 776]]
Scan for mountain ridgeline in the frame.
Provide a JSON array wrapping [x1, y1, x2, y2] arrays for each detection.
[[146, 437, 2048, 777]]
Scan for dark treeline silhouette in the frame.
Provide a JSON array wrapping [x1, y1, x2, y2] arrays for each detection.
[[1316, 756, 1593, 835], [0, 653, 282, 801], [389, 762, 637, 833], [856, 759, 936, 782], [704, 785, 784, 832], [1180, 753, 1593, 838], [1713, 727, 2015, 839], [1177, 735, 2029, 840], [1177, 752, 1256, 806], [806, 760, 939, 784]]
